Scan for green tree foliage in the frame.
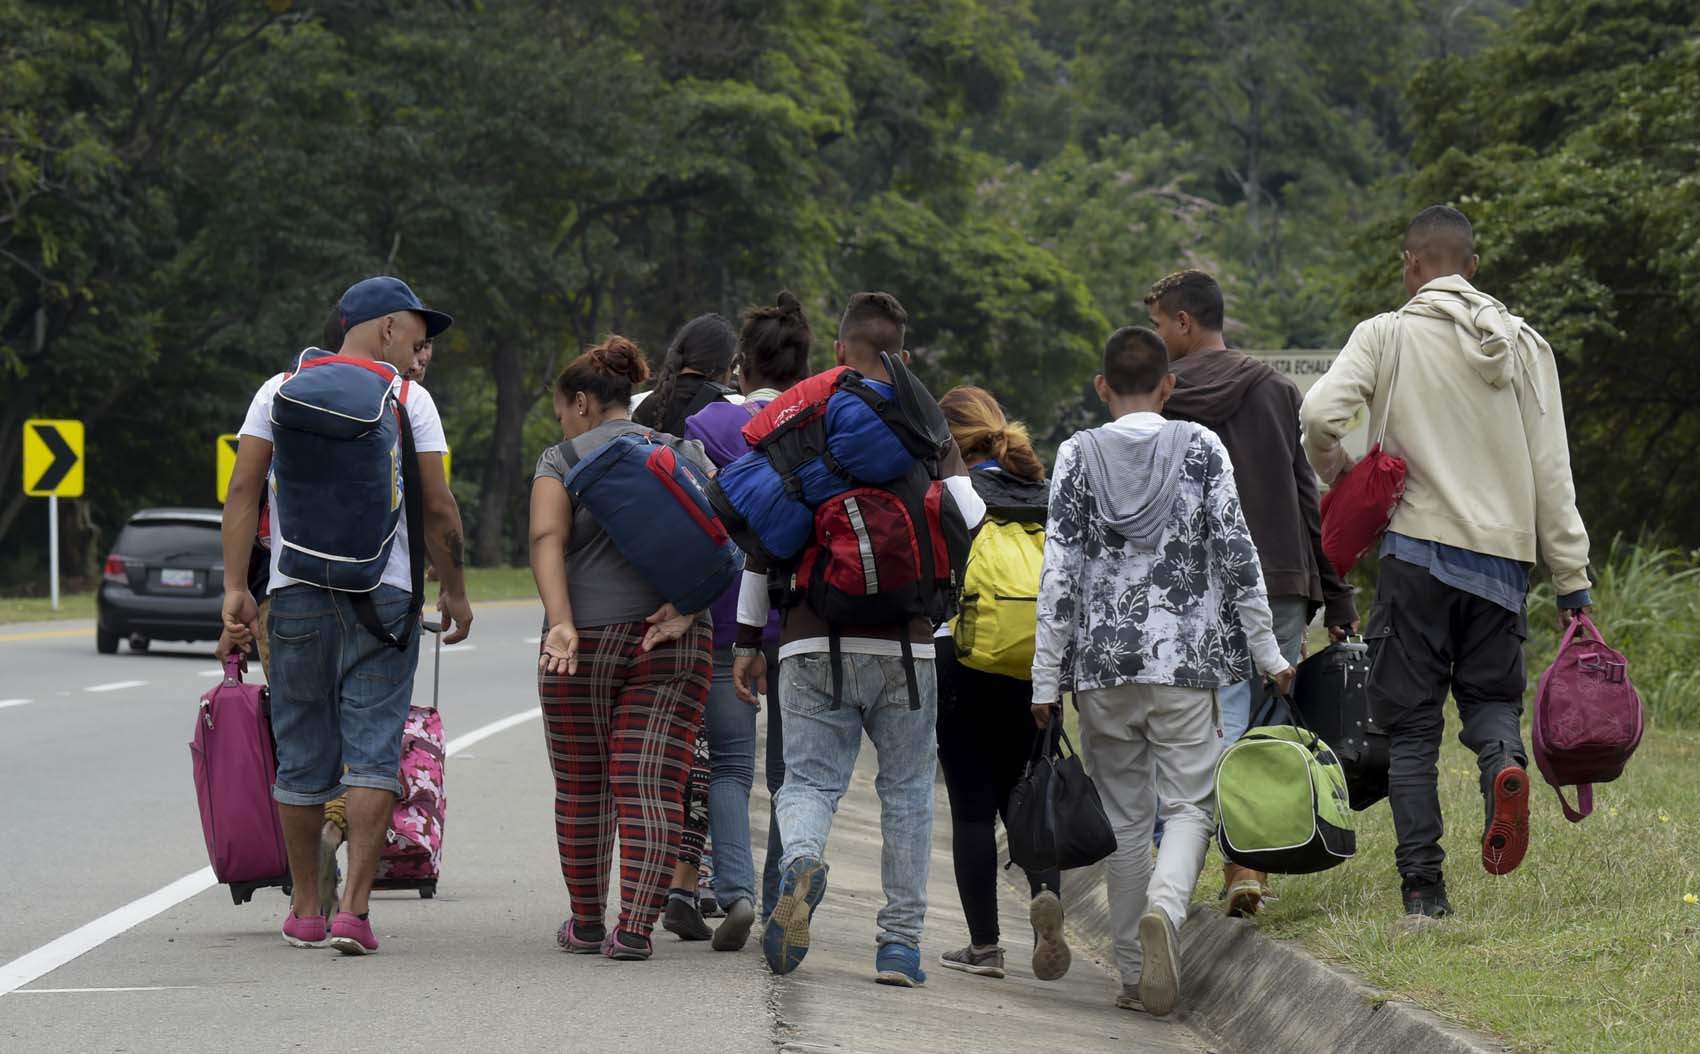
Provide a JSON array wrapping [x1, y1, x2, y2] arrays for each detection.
[[0, 0, 1694, 580], [1396, 0, 1700, 540]]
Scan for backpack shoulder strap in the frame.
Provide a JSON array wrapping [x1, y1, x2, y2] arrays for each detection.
[[556, 438, 581, 470], [680, 380, 736, 423], [351, 402, 424, 651]]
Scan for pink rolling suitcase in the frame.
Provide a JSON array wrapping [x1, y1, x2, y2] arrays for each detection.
[[374, 622, 447, 898], [190, 654, 292, 904]]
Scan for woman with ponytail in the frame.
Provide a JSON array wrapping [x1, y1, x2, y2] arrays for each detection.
[[529, 335, 716, 961], [632, 313, 739, 434], [932, 386, 1070, 983], [680, 290, 813, 944]]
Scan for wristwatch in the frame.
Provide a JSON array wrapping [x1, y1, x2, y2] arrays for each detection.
[[732, 645, 763, 660]]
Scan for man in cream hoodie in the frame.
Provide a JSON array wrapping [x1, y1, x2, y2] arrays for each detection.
[[1301, 206, 1594, 924], [1033, 325, 1294, 1015]]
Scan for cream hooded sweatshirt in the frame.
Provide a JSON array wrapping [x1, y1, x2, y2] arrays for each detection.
[[1301, 275, 1592, 595]]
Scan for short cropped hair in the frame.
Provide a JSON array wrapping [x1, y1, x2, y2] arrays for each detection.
[[1102, 326, 1169, 396], [838, 291, 907, 361], [1405, 205, 1475, 260], [1142, 269, 1224, 331]]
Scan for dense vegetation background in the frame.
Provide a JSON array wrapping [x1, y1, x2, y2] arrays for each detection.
[[2, 0, 1696, 582]]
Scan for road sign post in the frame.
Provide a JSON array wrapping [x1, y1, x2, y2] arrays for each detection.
[[48, 495, 59, 611], [22, 418, 84, 611]]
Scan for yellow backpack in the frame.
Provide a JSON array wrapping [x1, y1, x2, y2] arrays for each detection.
[[951, 517, 1046, 679]]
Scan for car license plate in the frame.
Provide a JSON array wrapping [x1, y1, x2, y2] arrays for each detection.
[[160, 568, 196, 589]]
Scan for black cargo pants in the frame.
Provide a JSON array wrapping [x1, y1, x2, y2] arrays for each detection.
[[1365, 557, 1528, 887]]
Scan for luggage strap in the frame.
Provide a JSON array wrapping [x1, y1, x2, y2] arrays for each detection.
[[354, 401, 423, 651], [824, 630, 923, 712]]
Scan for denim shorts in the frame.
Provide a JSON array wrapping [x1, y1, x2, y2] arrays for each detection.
[[267, 584, 420, 805]]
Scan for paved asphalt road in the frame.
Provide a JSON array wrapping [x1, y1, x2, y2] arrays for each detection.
[[0, 602, 1203, 1054]]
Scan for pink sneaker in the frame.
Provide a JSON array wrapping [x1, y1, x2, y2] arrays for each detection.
[[328, 911, 379, 955], [281, 912, 328, 949]]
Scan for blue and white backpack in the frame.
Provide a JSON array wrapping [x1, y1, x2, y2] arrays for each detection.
[[269, 349, 422, 647]]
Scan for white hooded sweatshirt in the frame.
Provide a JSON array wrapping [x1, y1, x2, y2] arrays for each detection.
[[1301, 275, 1591, 595]]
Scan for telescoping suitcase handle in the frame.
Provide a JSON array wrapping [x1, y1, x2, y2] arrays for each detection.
[[421, 619, 443, 707]]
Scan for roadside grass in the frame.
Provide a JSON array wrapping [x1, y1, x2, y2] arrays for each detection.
[[1247, 727, 1700, 1054], [0, 592, 97, 624], [457, 565, 539, 605], [0, 566, 539, 626], [1218, 544, 1700, 1054]]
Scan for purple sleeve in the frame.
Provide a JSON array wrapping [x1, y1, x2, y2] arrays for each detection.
[[685, 401, 761, 469], [690, 398, 776, 648]]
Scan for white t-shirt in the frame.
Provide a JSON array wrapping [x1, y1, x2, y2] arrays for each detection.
[[239, 369, 448, 594]]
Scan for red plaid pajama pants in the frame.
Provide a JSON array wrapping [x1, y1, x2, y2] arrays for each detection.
[[538, 619, 712, 939]]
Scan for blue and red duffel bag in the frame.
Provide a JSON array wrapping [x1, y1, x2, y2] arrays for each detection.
[[563, 431, 741, 614]]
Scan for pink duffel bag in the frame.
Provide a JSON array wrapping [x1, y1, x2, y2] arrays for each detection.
[[1532, 613, 1644, 822]]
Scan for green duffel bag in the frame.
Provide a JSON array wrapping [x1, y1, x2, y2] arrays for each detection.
[[1215, 721, 1357, 875]]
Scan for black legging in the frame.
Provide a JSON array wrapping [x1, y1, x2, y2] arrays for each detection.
[[935, 637, 1060, 947], [760, 645, 785, 918]]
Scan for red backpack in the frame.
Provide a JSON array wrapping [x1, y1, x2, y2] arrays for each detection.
[[754, 355, 970, 710], [776, 463, 969, 710]]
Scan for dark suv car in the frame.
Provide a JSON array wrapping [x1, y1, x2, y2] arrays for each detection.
[[97, 508, 226, 653]]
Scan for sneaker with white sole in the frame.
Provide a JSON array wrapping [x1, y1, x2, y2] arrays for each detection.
[[874, 942, 927, 987], [328, 911, 378, 955], [281, 911, 327, 949], [939, 944, 1005, 978]]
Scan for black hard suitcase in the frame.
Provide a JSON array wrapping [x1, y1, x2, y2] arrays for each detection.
[[1292, 641, 1389, 811]]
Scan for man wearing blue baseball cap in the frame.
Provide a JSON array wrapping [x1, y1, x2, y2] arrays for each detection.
[[219, 275, 472, 956]]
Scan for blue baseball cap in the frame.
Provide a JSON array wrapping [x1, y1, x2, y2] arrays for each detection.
[[338, 276, 453, 338]]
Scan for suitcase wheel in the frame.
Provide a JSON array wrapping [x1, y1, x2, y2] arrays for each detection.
[[281, 879, 294, 897], [230, 884, 254, 906], [419, 882, 436, 899]]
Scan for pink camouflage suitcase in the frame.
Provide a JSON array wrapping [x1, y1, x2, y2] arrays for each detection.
[[190, 653, 293, 905], [374, 621, 447, 898]]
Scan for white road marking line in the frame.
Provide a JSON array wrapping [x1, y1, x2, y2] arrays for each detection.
[[0, 705, 542, 998], [198, 670, 223, 678], [0, 699, 32, 710], [14, 985, 202, 994], [440, 644, 477, 653], [0, 869, 216, 998], [523, 636, 541, 644], [445, 707, 540, 755], [85, 681, 147, 693]]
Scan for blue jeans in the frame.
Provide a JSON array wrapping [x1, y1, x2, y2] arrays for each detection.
[[704, 650, 758, 906], [775, 651, 938, 949], [267, 584, 420, 805], [1218, 597, 1313, 746]]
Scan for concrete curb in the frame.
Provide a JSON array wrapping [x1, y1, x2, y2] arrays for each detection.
[[1004, 851, 1507, 1054]]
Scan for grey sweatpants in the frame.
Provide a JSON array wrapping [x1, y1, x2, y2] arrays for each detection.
[[1077, 682, 1220, 986]]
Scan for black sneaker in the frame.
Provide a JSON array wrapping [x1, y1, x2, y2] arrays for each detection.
[[663, 893, 713, 941], [1400, 877, 1452, 930]]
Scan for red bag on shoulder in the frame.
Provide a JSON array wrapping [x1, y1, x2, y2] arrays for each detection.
[[1320, 447, 1406, 576], [1319, 321, 1407, 576]]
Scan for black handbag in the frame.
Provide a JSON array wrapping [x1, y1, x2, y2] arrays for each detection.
[[1007, 721, 1118, 873]]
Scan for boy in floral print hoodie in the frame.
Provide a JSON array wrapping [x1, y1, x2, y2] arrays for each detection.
[[1031, 326, 1294, 1017]]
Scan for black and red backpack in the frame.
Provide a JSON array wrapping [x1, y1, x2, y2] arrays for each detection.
[[719, 353, 971, 709]]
